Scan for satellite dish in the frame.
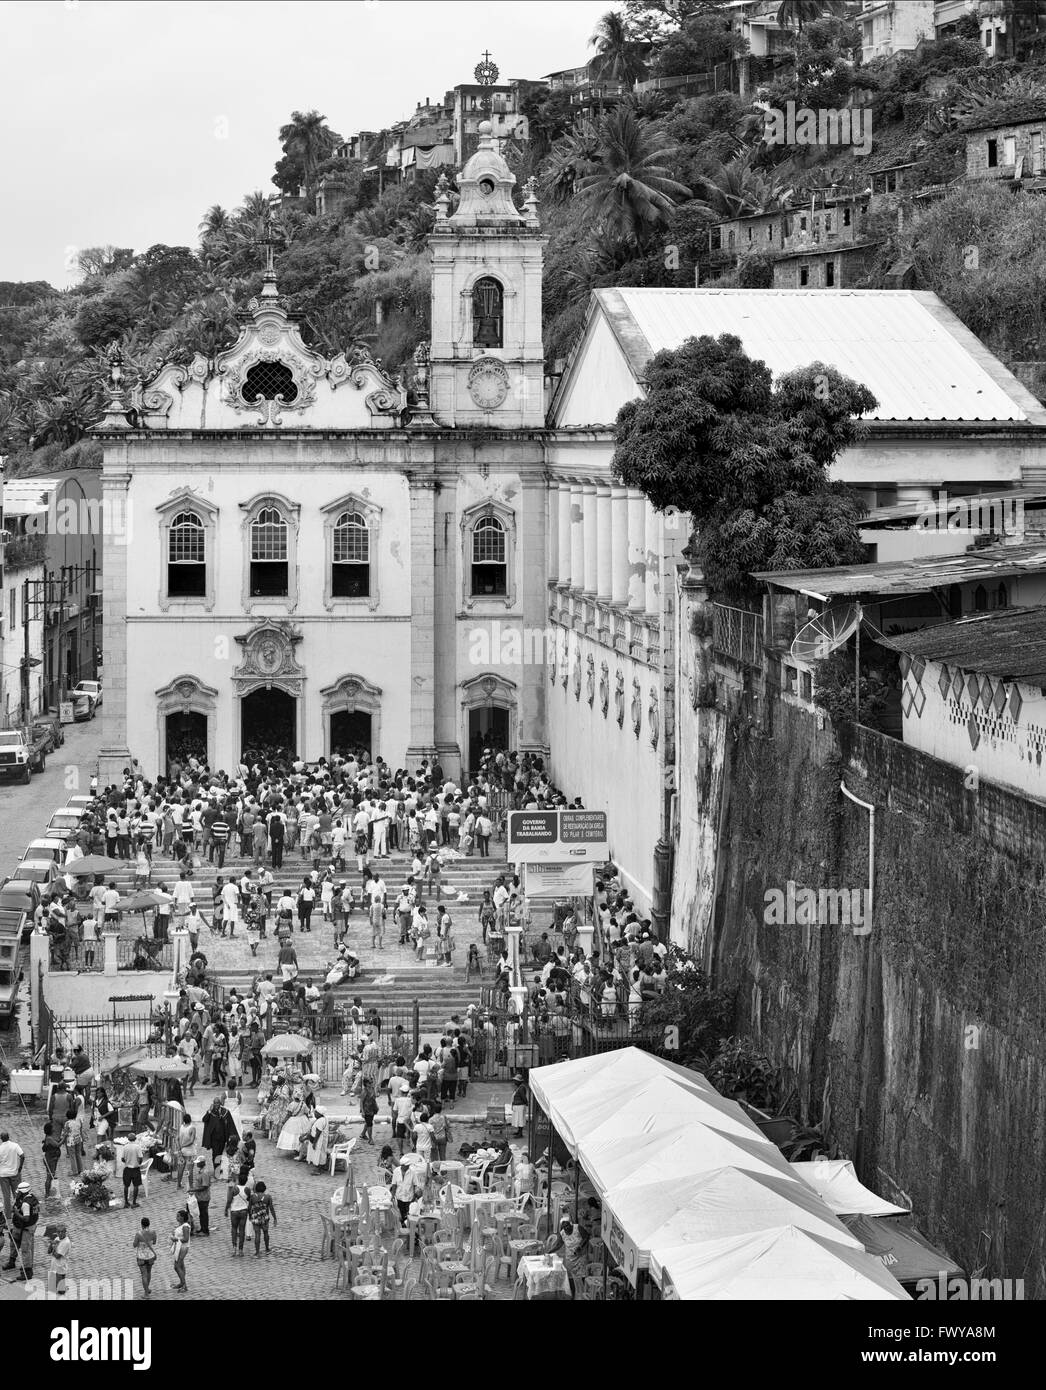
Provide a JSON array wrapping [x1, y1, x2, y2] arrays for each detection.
[[791, 602, 862, 662]]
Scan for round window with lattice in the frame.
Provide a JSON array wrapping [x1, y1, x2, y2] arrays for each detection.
[[242, 360, 299, 404]]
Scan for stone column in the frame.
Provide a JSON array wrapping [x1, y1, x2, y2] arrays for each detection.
[[98, 469, 133, 786], [569, 482, 584, 594], [405, 475, 437, 765], [518, 473, 548, 760], [547, 479, 560, 586], [433, 470, 461, 780], [582, 483, 598, 597], [645, 502, 662, 617], [103, 929, 120, 978], [611, 486, 630, 606], [627, 490, 646, 613], [596, 485, 613, 602], [557, 482, 572, 589]]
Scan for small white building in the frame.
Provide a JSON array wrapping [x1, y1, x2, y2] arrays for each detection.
[[859, 0, 935, 61], [891, 608, 1046, 799]]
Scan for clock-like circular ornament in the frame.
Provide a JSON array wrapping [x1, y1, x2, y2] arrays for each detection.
[[467, 356, 509, 409], [474, 58, 499, 85]]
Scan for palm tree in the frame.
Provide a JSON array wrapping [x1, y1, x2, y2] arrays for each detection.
[[577, 107, 689, 249], [775, 0, 848, 33], [278, 110, 339, 197], [199, 205, 230, 239], [589, 10, 647, 86], [694, 154, 792, 219], [542, 121, 603, 204]]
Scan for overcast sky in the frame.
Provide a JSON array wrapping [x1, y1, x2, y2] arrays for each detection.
[[1, 0, 610, 288]]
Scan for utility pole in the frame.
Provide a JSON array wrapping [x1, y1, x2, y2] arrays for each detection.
[[20, 577, 30, 726]]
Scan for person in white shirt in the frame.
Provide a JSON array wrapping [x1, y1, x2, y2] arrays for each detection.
[[370, 800, 389, 858], [220, 879, 240, 938]]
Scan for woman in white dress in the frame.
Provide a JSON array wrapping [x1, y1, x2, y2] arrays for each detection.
[[304, 1108, 329, 1173], [275, 1088, 312, 1156]]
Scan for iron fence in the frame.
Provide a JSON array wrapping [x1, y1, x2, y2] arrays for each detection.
[[712, 602, 765, 669], [46, 1012, 161, 1066]]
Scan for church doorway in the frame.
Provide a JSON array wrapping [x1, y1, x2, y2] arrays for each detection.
[[330, 710, 373, 760], [241, 687, 296, 760], [468, 706, 509, 777], [165, 711, 207, 774]]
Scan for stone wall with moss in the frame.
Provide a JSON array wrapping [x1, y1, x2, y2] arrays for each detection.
[[712, 699, 1046, 1294]]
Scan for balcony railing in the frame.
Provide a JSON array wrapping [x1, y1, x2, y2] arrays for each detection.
[[712, 602, 765, 668]]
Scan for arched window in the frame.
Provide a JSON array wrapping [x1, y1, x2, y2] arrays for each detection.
[[996, 582, 1008, 609], [472, 277, 503, 349], [167, 512, 206, 598], [250, 507, 289, 597], [332, 511, 370, 598], [471, 515, 507, 596], [974, 584, 988, 612], [242, 361, 298, 404]]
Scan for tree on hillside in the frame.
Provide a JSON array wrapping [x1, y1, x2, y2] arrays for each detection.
[[577, 106, 690, 248], [651, 9, 745, 76], [76, 247, 134, 282], [624, 0, 725, 43], [590, 10, 648, 85], [542, 120, 603, 203], [275, 110, 343, 198], [694, 153, 792, 217], [611, 333, 874, 599], [775, 0, 848, 34]]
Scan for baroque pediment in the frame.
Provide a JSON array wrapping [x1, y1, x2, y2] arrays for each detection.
[[131, 278, 406, 431]]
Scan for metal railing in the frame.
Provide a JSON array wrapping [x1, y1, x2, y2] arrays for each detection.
[[712, 602, 765, 668]]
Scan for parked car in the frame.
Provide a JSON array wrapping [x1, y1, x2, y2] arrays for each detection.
[[0, 879, 41, 942], [72, 680, 102, 708], [21, 838, 66, 867], [72, 692, 94, 722], [33, 715, 65, 751], [66, 795, 96, 813], [6, 860, 61, 896], [0, 729, 34, 783], [45, 808, 84, 845]]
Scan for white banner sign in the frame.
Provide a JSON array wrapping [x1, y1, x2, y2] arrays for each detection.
[[507, 809, 609, 864], [525, 862, 594, 898]]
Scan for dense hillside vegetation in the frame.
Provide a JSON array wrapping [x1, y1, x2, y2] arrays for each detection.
[[3, 0, 1046, 478]]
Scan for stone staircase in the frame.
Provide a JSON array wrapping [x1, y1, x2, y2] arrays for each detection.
[[94, 842, 516, 1032]]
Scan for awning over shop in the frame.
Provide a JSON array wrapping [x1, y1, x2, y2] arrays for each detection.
[[840, 1214, 965, 1287]]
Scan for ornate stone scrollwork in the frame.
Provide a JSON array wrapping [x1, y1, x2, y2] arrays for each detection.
[[648, 688, 660, 747], [614, 670, 625, 727], [586, 653, 595, 706], [599, 661, 609, 718], [631, 677, 642, 737]]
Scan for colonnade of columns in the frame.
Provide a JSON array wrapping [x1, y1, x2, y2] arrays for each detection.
[[547, 476, 663, 620]]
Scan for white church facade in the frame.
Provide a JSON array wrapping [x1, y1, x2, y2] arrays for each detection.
[[96, 122, 1046, 935]]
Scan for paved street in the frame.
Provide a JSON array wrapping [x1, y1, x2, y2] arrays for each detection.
[[0, 1097, 523, 1302], [0, 715, 102, 871]]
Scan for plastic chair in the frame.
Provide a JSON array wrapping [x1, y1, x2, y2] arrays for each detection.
[[491, 1234, 513, 1282], [139, 1158, 153, 1200], [329, 1142, 353, 1175], [406, 1280, 436, 1301]]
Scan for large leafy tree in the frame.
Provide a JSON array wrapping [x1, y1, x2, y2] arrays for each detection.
[[577, 106, 690, 248], [611, 333, 875, 599]]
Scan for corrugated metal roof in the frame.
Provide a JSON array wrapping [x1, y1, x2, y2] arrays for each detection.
[[754, 540, 1046, 598], [603, 288, 1038, 424], [888, 608, 1046, 687]]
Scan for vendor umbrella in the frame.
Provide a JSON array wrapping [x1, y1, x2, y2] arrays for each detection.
[[128, 1056, 192, 1078], [261, 1033, 314, 1057], [120, 890, 168, 912], [66, 854, 123, 876]]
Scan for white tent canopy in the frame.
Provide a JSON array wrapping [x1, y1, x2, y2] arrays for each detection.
[[789, 1159, 909, 1217], [578, 1074, 762, 1152], [603, 1166, 865, 1284], [651, 1225, 911, 1301], [586, 1121, 794, 1199], [529, 1046, 735, 1156]]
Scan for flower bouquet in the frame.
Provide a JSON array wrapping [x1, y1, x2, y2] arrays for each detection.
[[71, 1171, 114, 1211]]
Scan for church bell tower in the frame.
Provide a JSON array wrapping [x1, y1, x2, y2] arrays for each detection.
[[428, 120, 546, 428]]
